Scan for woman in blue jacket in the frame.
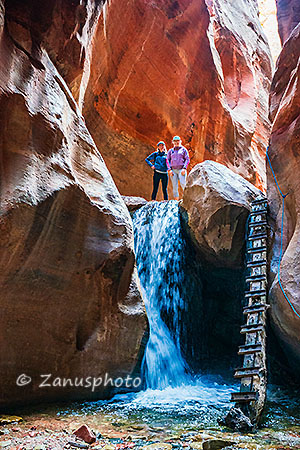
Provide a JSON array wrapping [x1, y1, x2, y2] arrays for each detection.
[[145, 141, 168, 200]]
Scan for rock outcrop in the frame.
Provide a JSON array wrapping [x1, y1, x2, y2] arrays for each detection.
[[276, 0, 300, 44], [267, 23, 300, 376], [181, 161, 262, 268], [0, 0, 146, 407], [122, 196, 148, 213], [81, 0, 272, 199]]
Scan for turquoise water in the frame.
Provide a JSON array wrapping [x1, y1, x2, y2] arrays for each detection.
[[9, 201, 300, 449]]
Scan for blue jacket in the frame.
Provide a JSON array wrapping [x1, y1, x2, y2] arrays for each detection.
[[145, 151, 168, 173]]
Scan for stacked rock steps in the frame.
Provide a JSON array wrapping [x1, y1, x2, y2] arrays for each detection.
[[230, 197, 269, 425]]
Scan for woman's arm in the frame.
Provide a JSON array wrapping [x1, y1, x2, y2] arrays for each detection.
[[145, 151, 156, 167], [183, 148, 190, 169]]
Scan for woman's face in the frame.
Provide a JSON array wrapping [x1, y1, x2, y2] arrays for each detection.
[[158, 144, 165, 152]]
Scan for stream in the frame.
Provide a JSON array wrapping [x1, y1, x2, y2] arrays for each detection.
[[2, 201, 300, 449]]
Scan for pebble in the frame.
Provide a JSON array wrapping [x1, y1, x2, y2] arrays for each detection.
[[142, 444, 173, 450], [0, 441, 11, 448], [0, 416, 23, 425], [68, 441, 89, 449], [189, 444, 203, 449], [202, 439, 235, 450], [74, 424, 96, 444], [101, 444, 115, 450]]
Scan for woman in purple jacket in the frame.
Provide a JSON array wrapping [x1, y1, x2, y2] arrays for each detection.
[[167, 136, 190, 200]]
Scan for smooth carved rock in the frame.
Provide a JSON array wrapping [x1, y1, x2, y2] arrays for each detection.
[[267, 23, 300, 376], [82, 0, 272, 199], [0, 1, 146, 407], [276, 0, 300, 44], [122, 196, 148, 212], [181, 161, 262, 268]]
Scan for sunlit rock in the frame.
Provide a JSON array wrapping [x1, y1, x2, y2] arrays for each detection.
[[82, 0, 272, 198]]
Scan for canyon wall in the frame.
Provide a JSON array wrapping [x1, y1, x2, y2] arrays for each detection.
[[276, 0, 300, 44], [82, 0, 272, 199], [267, 22, 300, 376], [0, 0, 146, 407]]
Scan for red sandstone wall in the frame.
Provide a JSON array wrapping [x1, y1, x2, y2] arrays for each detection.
[[268, 23, 300, 375], [276, 0, 300, 44], [81, 0, 272, 199], [0, 0, 146, 407]]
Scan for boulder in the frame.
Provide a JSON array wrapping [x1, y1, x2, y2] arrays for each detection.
[[82, 0, 272, 198], [122, 196, 148, 213], [181, 160, 263, 268], [222, 407, 254, 432], [267, 23, 300, 376], [0, 0, 146, 407]]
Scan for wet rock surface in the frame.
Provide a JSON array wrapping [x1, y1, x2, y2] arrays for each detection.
[[82, 0, 272, 198], [267, 22, 300, 377], [222, 408, 254, 433], [0, 0, 146, 407]]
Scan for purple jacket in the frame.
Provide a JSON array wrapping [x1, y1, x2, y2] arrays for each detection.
[[166, 146, 190, 170]]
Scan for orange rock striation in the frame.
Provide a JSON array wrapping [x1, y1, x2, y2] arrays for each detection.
[[82, 0, 273, 198]]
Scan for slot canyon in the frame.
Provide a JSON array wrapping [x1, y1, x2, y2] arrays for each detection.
[[0, 0, 299, 449]]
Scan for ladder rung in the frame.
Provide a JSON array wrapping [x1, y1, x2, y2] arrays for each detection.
[[248, 234, 267, 241], [251, 198, 267, 204], [246, 275, 267, 282], [243, 304, 269, 314], [249, 221, 267, 227], [249, 211, 267, 217], [234, 367, 261, 378], [248, 237, 267, 244], [231, 391, 258, 402], [247, 246, 267, 253], [245, 273, 267, 283], [246, 261, 267, 268], [245, 289, 266, 297], [240, 324, 264, 334], [250, 209, 267, 215], [249, 220, 268, 229], [238, 344, 263, 355]]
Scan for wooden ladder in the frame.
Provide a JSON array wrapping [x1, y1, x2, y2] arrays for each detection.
[[230, 197, 269, 425]]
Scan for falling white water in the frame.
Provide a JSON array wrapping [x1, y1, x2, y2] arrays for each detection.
[[132, 201, 235, 407], [133, 201, 190, 390]]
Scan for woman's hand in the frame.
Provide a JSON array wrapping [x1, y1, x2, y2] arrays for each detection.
[[181, 169, 186, 176], [168, 170, 174, 177], [151, 166, 155, 170]]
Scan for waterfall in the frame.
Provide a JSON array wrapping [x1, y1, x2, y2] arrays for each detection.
[[133, 201, 191, 389]]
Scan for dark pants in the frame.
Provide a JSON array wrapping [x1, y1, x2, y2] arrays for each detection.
[[152, 171, 168, 200]]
